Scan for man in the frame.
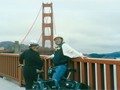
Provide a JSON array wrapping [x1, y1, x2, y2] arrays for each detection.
[[19, 40, 44, 90], [48, 35, 86, 88]]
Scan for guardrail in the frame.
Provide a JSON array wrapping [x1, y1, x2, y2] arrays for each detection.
[[71, 58, 120, 90], [0, 54, 19, 84], [0, 53, 120, 90]]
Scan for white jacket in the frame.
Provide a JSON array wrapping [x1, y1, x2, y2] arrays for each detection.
[[49, 43, 84, 58], [62, 43, 84, 58]]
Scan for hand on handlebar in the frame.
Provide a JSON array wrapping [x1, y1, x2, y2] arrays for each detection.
[[18, 64, 24, 67], [41, 55, 52, 60], [43, 54, 54, 60], [36, 69, 44, 73], [44, 56, 53, 60]]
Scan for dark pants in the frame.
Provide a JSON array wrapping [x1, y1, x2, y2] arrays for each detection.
[[23, 66, 37, 90]]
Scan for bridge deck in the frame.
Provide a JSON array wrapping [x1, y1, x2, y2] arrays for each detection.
[[0, 77, 24, 90]]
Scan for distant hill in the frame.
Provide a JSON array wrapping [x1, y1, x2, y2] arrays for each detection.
[[0, 41, 28, 51], [87, 53, 105, 58], [103, 51, 120, 59], [0, 41, 53, 54], [88, 51, 120, 59], [0, 41, 14, 50]]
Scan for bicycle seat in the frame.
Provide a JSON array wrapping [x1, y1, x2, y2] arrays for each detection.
[[67, 68, 76, 72]]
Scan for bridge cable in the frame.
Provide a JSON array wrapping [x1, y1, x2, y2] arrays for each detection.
[[37, 32, 42, 44], [20, 5, 42, 45]]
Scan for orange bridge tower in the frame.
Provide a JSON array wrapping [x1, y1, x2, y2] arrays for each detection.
[[42, 3, 54, 50]]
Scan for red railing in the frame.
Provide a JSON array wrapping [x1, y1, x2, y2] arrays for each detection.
[[0, 54, 19, 84], [0, 53, 120, 90]]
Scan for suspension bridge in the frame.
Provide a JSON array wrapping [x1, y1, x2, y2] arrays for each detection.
[[0, 2, 120, 90]]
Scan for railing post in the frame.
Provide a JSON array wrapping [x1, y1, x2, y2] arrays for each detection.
[[116, 65, 120, 89], [81, 62, 85, 83], [97, 64, 104, 90], [74, 62, 79, 82], [106, 64, 111, 90], [18, 67, 22, 86], [89, 63, 95, 89]]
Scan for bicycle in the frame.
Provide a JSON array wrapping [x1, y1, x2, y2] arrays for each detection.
[[32, 68, 57, 90], [32, 67, 90, 90]]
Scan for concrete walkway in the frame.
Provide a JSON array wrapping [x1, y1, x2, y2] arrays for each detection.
[[0, 77, 25, 90]]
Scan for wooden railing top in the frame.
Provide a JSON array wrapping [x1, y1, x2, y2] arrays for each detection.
[[73, 58, 120, 65], [0, 53, 19, 56], [0, 53, 120, 65]]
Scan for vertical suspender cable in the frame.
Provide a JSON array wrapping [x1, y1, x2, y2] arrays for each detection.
[[53, 11, 57, 35]]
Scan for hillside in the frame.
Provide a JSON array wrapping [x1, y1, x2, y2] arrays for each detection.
[[0, 41, 28, 51], [0, 41, 53, 54], [88, 51, 120, 59], [0, 41, 14, 50]]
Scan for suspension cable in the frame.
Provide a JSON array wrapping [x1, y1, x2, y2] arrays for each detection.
[[20, 5, 42, 44], [37, 32, 42, 44]]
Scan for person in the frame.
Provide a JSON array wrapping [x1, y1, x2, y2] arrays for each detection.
[[19, 40, 44, 90], [47, 35, 87, 88]]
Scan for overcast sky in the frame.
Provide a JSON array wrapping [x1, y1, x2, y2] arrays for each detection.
[[0, 0, 120, 54]]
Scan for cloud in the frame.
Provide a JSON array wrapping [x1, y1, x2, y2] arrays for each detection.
[[0, 0, 120, 53]]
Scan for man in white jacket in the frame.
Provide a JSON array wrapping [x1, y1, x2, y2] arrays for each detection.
[[49, 35, 86, 59], [47, 35, 87, 88]]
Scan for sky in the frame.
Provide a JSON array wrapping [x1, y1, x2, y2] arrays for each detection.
[[0, 0, 120, 54]]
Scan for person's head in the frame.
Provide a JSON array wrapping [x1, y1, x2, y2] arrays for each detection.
[[54, 34, 63, 45], [29, 40, 38, 51]]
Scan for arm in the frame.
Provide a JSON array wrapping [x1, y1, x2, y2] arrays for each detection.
[[34, 52, 44, 69], [19, 52, 25, 66], [42, 54, 54, 60], [19, 52, 25, 64], [48, 54, 54, 59], [62, 43, 84, 58]]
